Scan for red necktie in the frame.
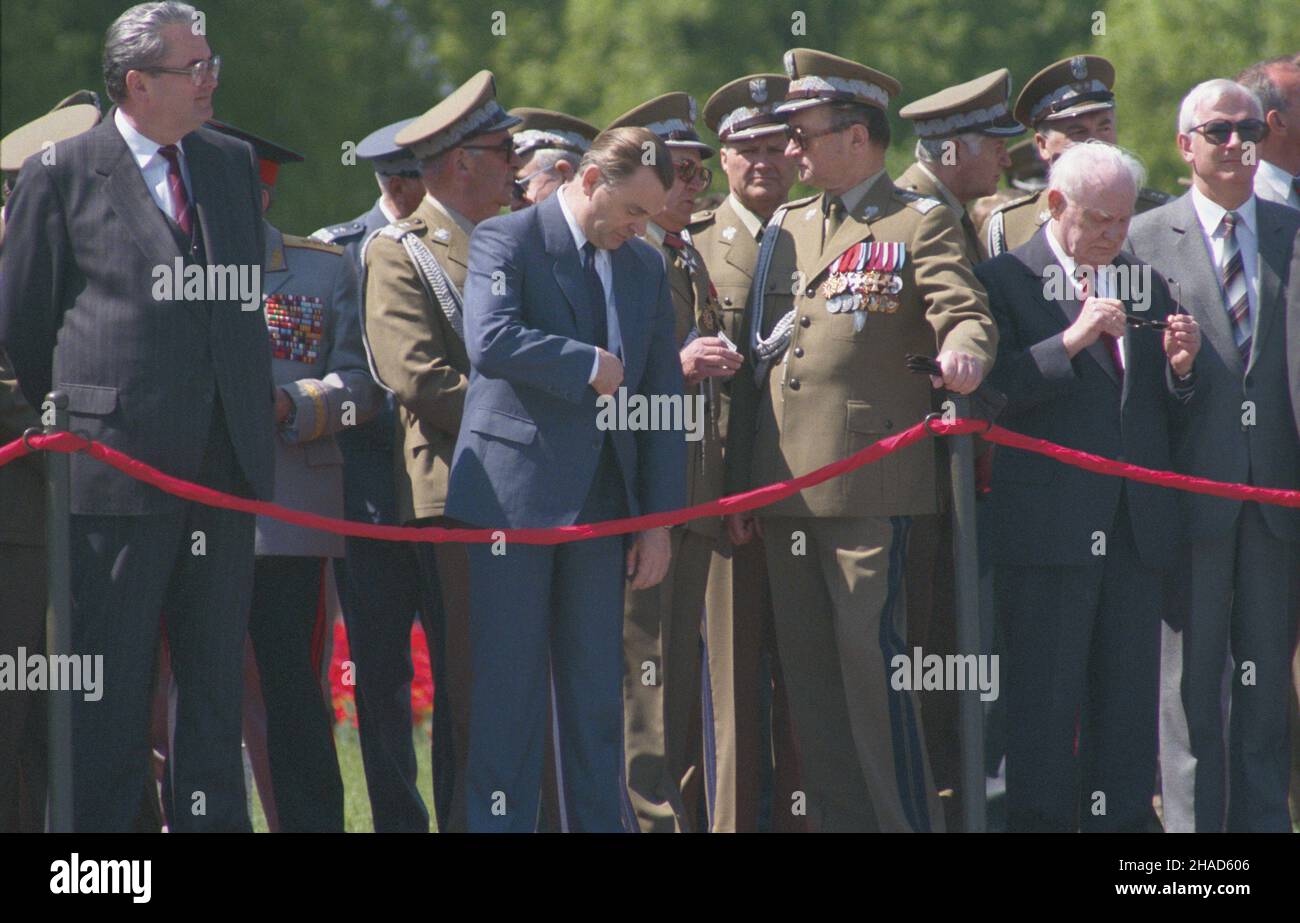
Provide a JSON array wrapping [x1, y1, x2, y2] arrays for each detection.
[[662, 231, 686, 251], [158, 144, 192, 236], [1077, 270, 1123, 380]]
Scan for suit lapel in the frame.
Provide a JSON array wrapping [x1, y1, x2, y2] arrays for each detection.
[[1020, 226, 1120, 385], [540, 193, 587, 333], [96, 117, 184, 269], [184, 130, 238, 266], [1166, 196, 1243, 375], [1248, 201, 1286, 372]]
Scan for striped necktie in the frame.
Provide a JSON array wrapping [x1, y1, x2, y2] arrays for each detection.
[[1218, 211, 1251, 365], [158, 144, 192, 236]]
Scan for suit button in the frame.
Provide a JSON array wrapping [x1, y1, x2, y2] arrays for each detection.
[[799, 315, 810, 327], [789, 378, 801, 391], [793, 347, 804, 358]]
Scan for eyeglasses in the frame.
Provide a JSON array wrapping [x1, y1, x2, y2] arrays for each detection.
[[511, 164, 556, 200], [461, 137, 516, 160], [673, 159, 712, 187], [1189, 118, 1268, 145], [783, 121, 852, 150], [140, 55, 221, 87]]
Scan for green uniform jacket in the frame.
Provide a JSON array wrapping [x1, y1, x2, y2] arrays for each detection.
[[657, 233, 724, 540], [895, 161, 984, 264], [725, 176, 997, 518], [362, 197, 471, 523]]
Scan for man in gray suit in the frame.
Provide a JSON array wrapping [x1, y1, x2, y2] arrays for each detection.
[[0, 2, 273, 831], [1127, 78, 1300, 832]]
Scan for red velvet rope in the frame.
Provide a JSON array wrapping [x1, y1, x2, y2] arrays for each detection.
[[1, 418, 1296, 545]]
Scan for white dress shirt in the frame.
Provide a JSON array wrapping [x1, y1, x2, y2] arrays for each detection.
[[1253, 158, 1300, 211], [1190, 185, 1260, 334], [114, 107, 192, 223], [557, 183, 617, 382], [1046, 220, 1126, 370]]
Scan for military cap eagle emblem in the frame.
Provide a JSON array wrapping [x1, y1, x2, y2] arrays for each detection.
[[749, 78, 768, 103], [1070, 56, 1088, 80]]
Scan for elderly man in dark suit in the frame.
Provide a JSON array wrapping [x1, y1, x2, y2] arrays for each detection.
[[0, 1, 273, 831], [446, 127, 685, 832], [1127, 78, 1300, 832], [977, 140, 1201, 831]]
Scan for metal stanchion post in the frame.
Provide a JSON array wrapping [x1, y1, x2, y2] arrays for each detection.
[[43, 390, 73, 832], [946, 395, 986, 832]]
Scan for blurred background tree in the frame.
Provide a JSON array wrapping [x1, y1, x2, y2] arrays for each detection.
[[3, 0, 1295, 234]]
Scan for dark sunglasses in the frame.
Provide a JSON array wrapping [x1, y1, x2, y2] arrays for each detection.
[[1189, 118, 1268, 145], [673, 159, 712, 186], [783, 122, 848, 150], [1124, 315, 1168, 330], [460, 136, 516, 159]]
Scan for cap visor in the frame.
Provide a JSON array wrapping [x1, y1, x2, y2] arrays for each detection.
[[666, 139, 716, 159], [724, 124, 788, 143], [1039, 100, 1115, 123], [773, 97, 830, 116]]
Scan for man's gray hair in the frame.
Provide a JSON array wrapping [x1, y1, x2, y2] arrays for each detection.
[[528, 148, 581, 173], [1048, 140, 1146, 202], [1237, 56, 1300, 118], [1177, 79, 1263, 134], [103, 2, 198, 103], [914, 133, 984, 164]]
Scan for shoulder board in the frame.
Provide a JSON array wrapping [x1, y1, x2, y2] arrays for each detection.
[[894, 188, 943, 215], [687, 209, 716, 229], [785, 193, 819, 210], [1138, 187, 1173, 205], [377, 217, 426, 241], [310, 221, 365, 245], [990, 190, 1039, 217], [283, 234, 343, 255], [767, 193, 818, 231]]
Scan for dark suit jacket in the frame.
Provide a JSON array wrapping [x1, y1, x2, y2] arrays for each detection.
[[0, 350, 43, 546], [976, 225, 1192, 569], [0, 111, 274, 514], [1126, 192, 1300, 543], [446, 191, 686, 529]]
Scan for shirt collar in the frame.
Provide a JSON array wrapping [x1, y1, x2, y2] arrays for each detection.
[[1254, 158, 1297, 201], [1190, 183, 1256, 238], [914, 161, 963, 213], [837, 168, 888, 215], [557, 182, 589, 252], [1045, 219, 1078, 283], [423, 193, 476, 236], [726, 193, 764, 238], [114, 107, 180, 170]]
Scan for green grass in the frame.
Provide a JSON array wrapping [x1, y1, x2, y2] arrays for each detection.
[[249, 721, 436, 833]]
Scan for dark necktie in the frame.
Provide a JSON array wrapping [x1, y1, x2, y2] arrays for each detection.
[[823, 194, 845, 247], [158, 144, 192, 236], [581, 241, 608, 349]]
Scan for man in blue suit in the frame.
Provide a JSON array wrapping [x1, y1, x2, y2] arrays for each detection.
[[447, 127, 686, 832]]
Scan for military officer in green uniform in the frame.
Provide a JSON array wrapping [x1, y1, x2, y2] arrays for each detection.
[[980, 55, 1172, 256], [897, 69, 1024, 263], [509, 108, 598, 211], [606, 92, 739, 832], [361, 71, 521, 832], [893, 69, 1023, 829], [725, 49, 998, 832], [690, 72, 805, 832]]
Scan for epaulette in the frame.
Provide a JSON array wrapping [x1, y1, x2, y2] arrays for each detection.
[[687, 209, 716, 230], [283, 234, 343, 255], [785, 193, 819, 210], [989, 190, 1038, 217], [894, 188, 943, 215], [377, 217, 426, 241], [310, 221, 366, 245], [1138, 187, 1174, 206]]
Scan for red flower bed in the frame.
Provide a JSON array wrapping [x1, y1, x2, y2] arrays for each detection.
[[329, 619, 434, 727]]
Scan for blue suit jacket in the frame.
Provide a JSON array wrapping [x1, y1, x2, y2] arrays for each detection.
[[446, 191, 686, 529]]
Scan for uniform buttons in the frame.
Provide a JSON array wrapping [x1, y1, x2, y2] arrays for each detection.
[[789, 378, 801, 391], [722, 296, 733, 307], [793, 347, 804, 358], [799, 315, 810, 328], [805, 287, 816, 297]]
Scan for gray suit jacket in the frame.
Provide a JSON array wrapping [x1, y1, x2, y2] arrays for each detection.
[[1126, 192, 1300, 543], [0, 111, 275, 514]]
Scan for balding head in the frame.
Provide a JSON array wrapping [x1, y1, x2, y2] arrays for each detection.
[[1237, 56, 1300, 173], [1046, 141, 1146, 268]]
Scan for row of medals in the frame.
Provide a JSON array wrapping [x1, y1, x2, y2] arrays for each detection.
[[818, 269, 904, 314]]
